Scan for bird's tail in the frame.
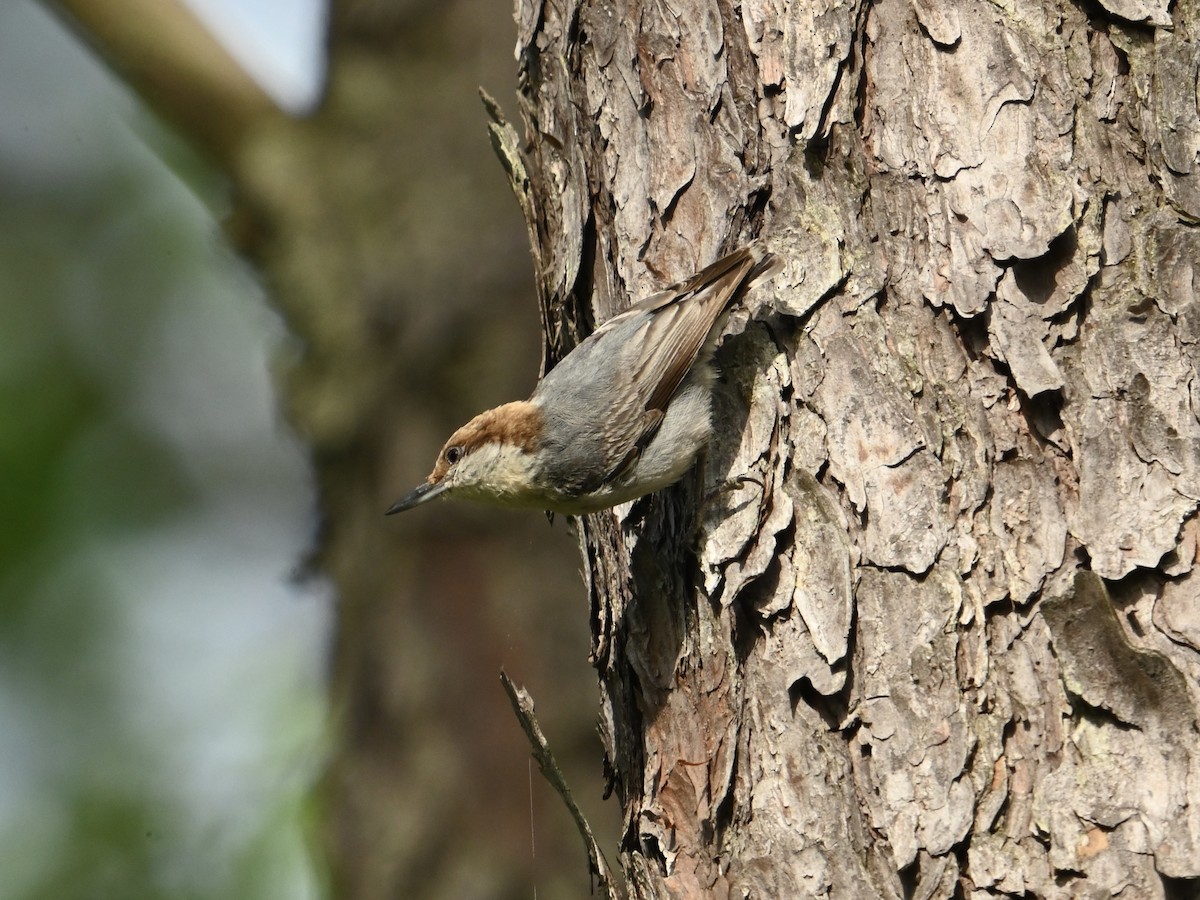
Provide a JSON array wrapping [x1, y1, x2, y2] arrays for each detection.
[[740, 240, 784, 294]]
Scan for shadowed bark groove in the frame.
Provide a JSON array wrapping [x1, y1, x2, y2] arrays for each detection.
[[509, 0, 1200, 895]]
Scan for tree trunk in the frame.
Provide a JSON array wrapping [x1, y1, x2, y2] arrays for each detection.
[[508, 0, 1200, 896]]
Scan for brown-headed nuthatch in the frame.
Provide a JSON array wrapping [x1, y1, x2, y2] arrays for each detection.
[[386, 243, 781, 516]]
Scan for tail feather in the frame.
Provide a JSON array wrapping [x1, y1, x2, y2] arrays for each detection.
[[739, 240, 783, 294]]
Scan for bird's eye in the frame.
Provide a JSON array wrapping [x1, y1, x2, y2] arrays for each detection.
[[444, 446, 463, 465]]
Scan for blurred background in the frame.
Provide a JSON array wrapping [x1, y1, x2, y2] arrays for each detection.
[[0, 1, 609, 897], [0, 2, 327, 896]]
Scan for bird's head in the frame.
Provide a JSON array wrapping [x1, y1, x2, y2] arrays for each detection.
[[386, 401, 545, 513]]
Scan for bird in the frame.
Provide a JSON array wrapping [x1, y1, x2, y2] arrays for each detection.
[[386, 243, 781, 516]]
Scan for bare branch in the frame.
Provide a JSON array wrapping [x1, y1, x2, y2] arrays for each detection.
[[500, 671, 621, 900], [45, 0, 280, 167]]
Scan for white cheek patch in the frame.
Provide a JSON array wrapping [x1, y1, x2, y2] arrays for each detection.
[[450, 443, 540, 505], [455, 443, 503, 484]]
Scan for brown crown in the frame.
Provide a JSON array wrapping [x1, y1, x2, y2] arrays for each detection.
[[428, 401, 544, 482]]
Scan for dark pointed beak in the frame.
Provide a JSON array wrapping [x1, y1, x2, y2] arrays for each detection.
[[385, 480, 451, 515]]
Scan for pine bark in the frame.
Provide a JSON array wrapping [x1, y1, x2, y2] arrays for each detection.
[[506, 0, 1200, 896]]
